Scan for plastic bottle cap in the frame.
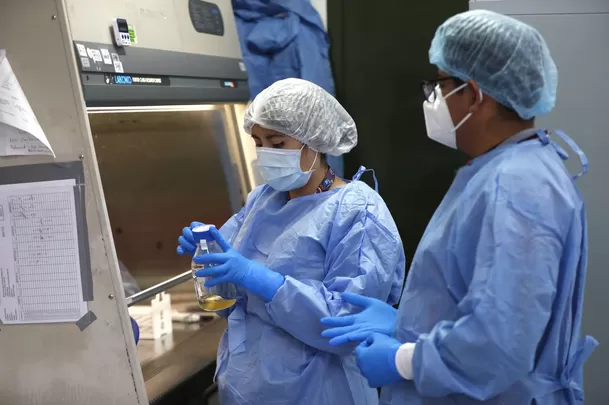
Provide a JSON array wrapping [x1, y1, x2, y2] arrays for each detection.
[[192, 224, 212, 233], [192, 224, 216, 242]]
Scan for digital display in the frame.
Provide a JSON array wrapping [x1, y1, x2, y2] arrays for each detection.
[[117, 19, 129, 33], [114, 75, 133, 85], [221, 81, 236, 88]]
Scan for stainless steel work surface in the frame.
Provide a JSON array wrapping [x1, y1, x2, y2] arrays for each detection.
[[137, 296, 227, 403]]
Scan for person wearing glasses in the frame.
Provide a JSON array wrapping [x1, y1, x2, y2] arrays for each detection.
[[321, 10, 597, 404], [177, 78, 405, 405]]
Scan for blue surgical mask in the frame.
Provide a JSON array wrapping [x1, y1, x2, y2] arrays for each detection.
[[256, 146, 318, 191]]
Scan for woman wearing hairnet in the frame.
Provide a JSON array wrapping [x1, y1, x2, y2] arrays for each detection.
[[322, 10, 597, 404], [177, 78, 405, 405]]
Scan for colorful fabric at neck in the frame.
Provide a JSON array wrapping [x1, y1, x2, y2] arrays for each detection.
[[316, 167, 336, 194]]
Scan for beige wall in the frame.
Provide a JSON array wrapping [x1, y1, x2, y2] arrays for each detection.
[[311, 0, 328, 29]]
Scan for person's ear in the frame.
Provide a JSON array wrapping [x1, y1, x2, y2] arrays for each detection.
[[300, 146, 318, 171], [468, 81, 484, 113]]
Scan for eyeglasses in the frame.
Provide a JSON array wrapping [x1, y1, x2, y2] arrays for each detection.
[[421, 77, 463, 103]]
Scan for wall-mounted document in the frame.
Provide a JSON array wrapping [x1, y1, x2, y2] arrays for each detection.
[[0, 179, 87, 324], [0, 50, 55, 157]]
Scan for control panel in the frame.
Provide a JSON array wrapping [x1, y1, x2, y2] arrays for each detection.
[[189, 0, 224, 36]]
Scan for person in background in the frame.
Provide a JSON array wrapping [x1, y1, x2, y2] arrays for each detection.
[[177, 78, 405, 405], [321, 10, 597, 404]]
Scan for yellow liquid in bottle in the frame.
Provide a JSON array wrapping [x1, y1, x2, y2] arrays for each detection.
[[192, 243, 236, 312], [198, 294, 237, 311]]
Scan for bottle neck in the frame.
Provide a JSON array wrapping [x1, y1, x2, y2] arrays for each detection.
[[196, 237, 220, 253], [198, 239, 209, 253]]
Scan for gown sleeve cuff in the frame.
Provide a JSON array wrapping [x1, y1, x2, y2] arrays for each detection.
[[395, 342, 416, 380]]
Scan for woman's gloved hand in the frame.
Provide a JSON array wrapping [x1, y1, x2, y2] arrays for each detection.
[[176, 221, 205, 256], [130, 316, 140, 345], [355, 333, 403, 388], [320, 292, 397, 346], [194, 227, 285, 302]]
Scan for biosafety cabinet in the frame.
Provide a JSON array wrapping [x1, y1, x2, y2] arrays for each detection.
[[75, 0, 260, 290], [471, 1, 609, 404], [0, 1, 259, 404]]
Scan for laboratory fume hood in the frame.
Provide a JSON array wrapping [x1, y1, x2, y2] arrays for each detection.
[[68, 0, 260, 289], [70, 0, 257, 402]]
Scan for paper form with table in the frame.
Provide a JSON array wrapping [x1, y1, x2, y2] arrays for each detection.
[[0, 49, 55, 157], [0, 179, 87, 324]]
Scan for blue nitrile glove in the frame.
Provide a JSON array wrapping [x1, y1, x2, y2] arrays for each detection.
[[130, 316, 140, 345], [194, 227, 285, 302], [355, 333, 403, 388], [176, 221, 205, 256], [320, 292, 397, 346]]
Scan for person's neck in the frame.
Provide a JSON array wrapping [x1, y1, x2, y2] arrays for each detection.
[[289, 164, 329, 200], [468, 120, 535, 158]]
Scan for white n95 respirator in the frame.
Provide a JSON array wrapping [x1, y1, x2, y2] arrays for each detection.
[[423, 83, 481, 149]]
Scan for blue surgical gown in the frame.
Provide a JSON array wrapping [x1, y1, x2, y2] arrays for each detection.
[[232, 0, 334, 99], [216, 181, 406, 405], [232, 0, 345, 177], [381, 134, 596, 404]]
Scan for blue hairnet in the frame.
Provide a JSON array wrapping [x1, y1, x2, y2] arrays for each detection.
[[429, 10, 558, 120]]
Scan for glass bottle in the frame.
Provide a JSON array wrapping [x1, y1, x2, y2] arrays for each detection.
[[191, 225, 237, 311]]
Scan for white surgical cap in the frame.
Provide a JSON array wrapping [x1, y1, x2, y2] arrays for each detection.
[[244, 78, 358, 156], [429, 10, 558, 120]]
